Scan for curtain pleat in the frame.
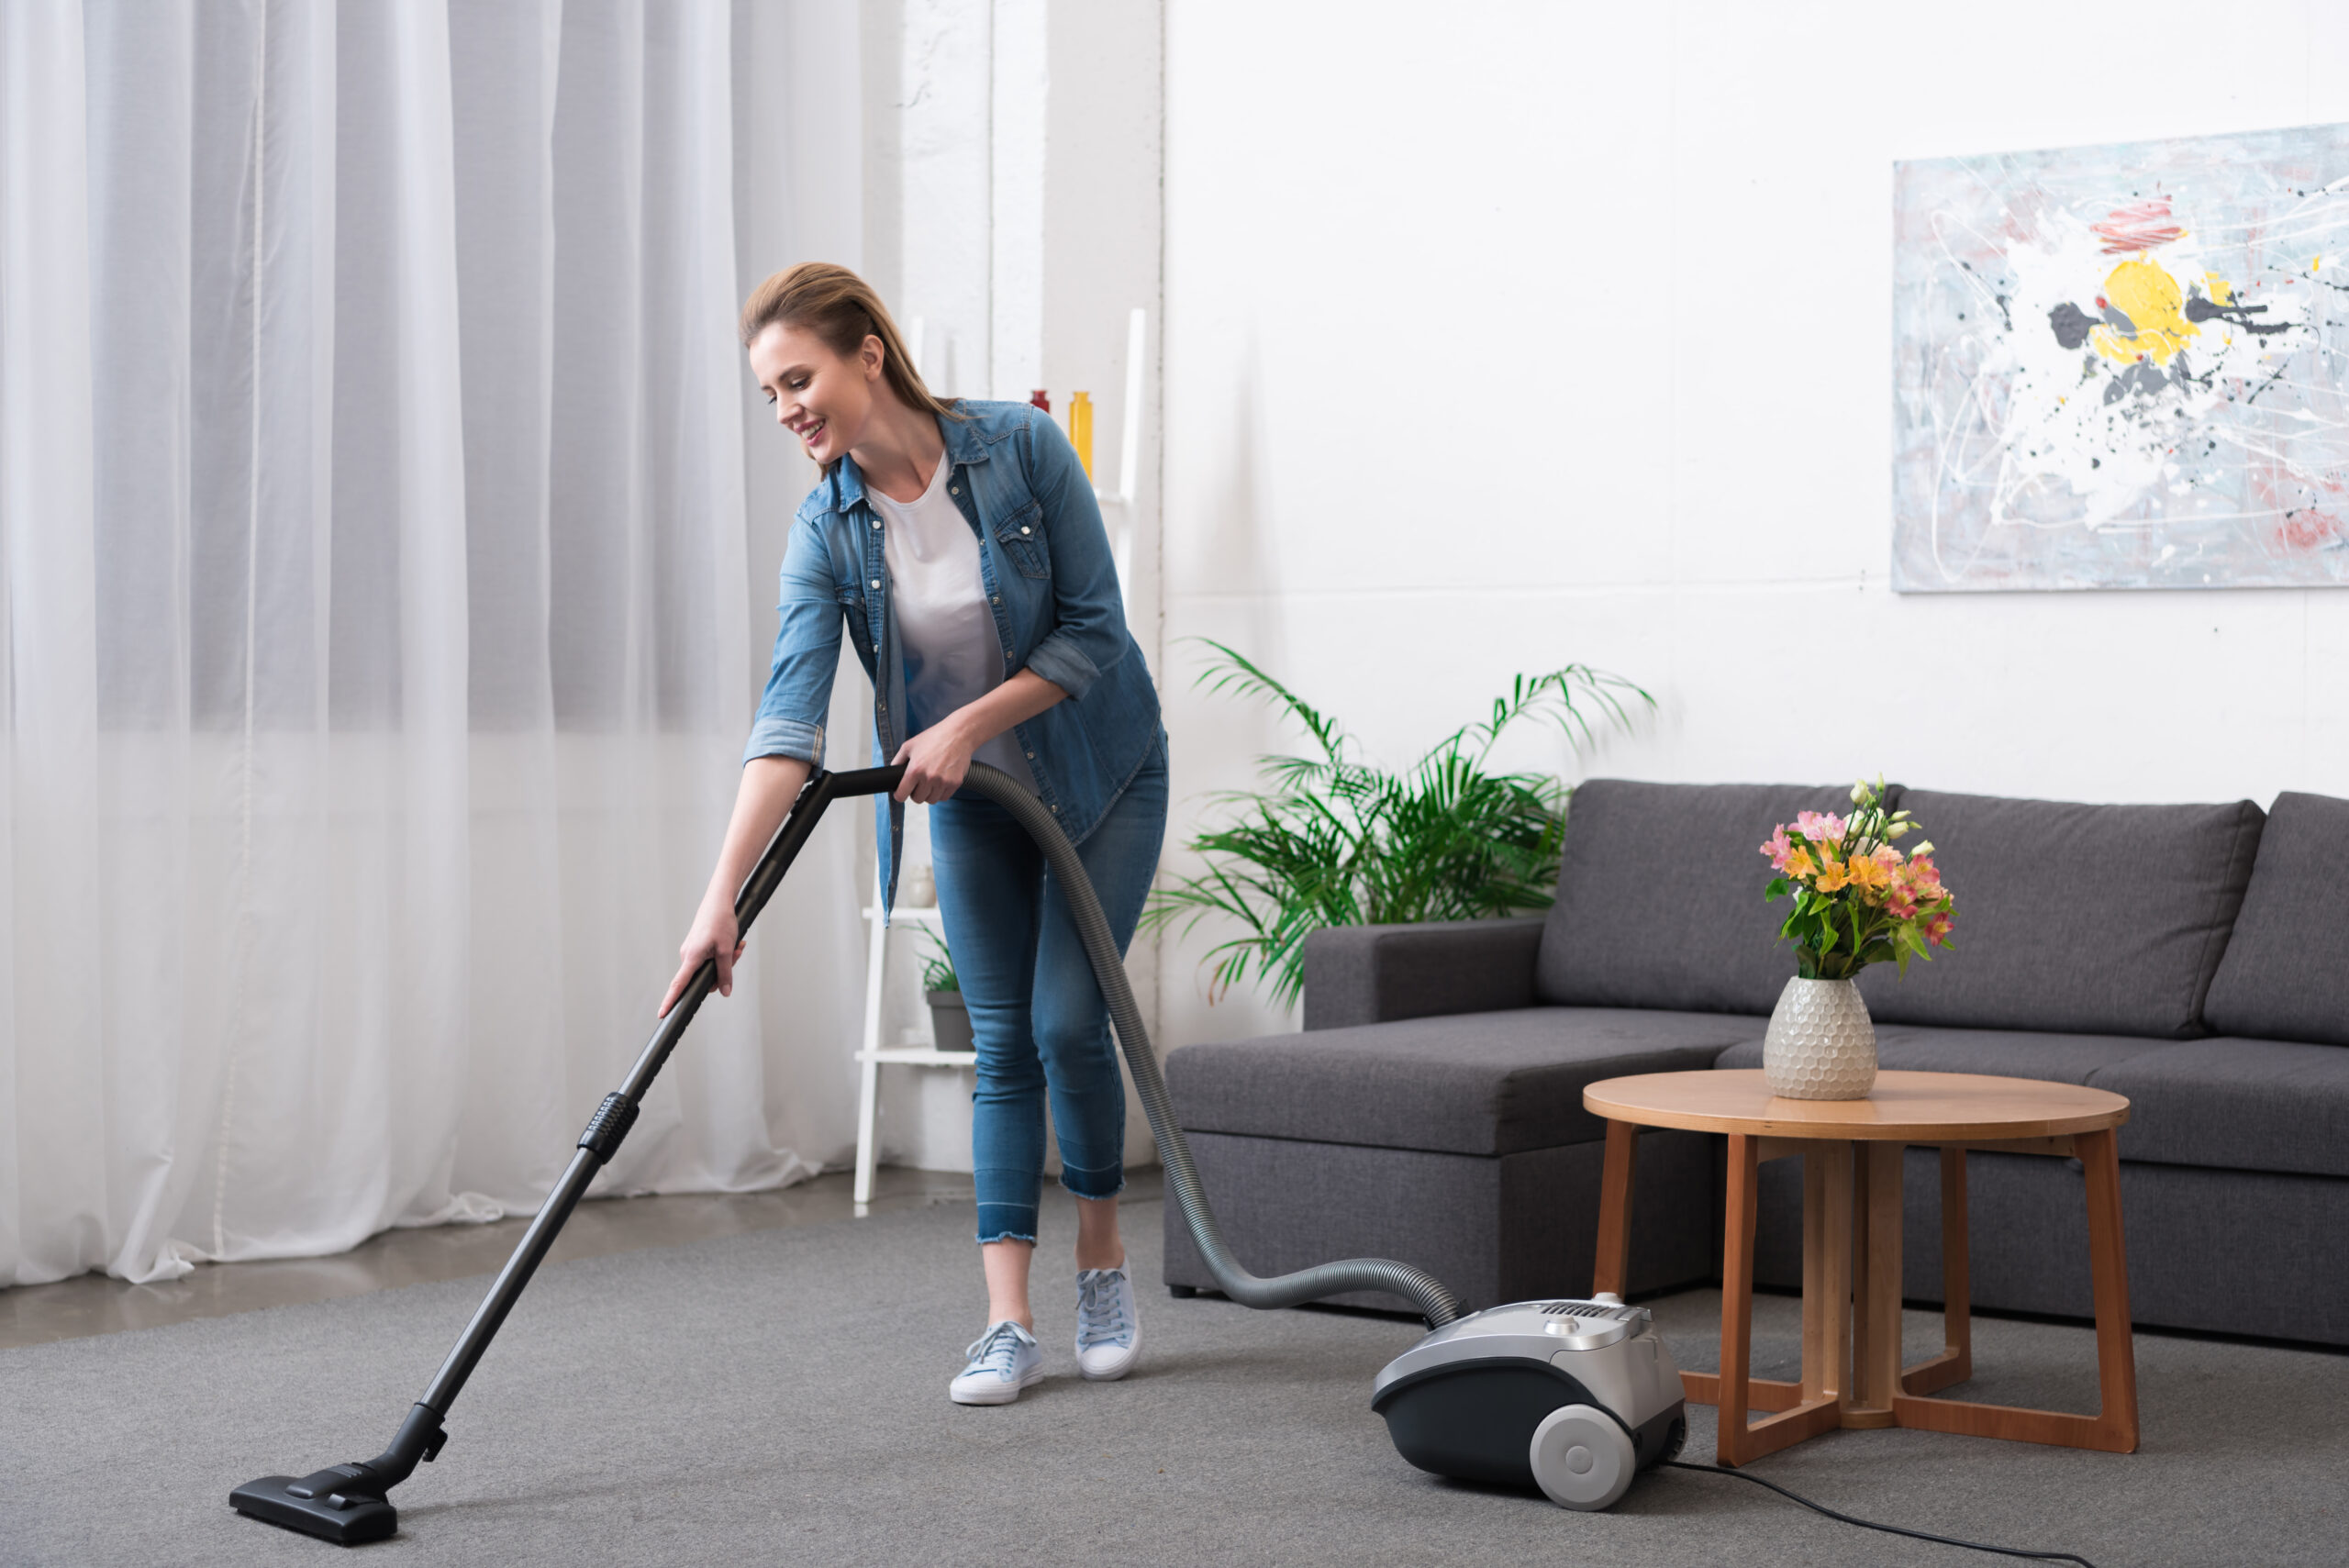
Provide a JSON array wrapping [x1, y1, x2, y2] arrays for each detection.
[[0, 0, 849, 1288]]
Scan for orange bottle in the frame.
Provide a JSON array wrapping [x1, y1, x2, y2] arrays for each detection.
[[1068, 391, 1094, 480]]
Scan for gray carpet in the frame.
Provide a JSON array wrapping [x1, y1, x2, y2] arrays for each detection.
[[3, 1191, 2343, 1567]]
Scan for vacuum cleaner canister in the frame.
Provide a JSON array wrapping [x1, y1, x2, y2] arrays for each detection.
[[1371, 1298, 1687, 1511]]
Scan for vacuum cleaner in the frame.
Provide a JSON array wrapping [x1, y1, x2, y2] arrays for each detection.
[[227, 761, 1682, 1543], [1373, 1296, 1687, 1510]]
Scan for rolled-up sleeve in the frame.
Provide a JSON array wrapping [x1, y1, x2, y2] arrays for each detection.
[[742, 518, 843, 766], [1019, 411, 1130, 703]]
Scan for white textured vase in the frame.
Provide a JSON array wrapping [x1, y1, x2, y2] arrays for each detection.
[[1762, 976, 1878, 1099]]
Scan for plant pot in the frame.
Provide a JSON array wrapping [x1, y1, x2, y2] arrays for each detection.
[[1762, 976, 1877, 1099], [926, 989, 974, 1054]]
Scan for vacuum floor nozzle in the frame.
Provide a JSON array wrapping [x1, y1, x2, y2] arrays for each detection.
[[232, 1403, 443, 1543], [229, 1465, 399, 1545]]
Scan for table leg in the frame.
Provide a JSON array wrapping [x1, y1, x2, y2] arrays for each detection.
[[1713, 1131, 1756, 1462], [1891, 1128, 2140, 1452], [2083, 1127, 2142, 1451], [1592, 1118, 1637, 1300], [1697, 1132, 1840, 1464], [1902, 1145, 1973, 1396], [1801, 1140, 1853, 1406], [1844, 1140, 1906, 1423]]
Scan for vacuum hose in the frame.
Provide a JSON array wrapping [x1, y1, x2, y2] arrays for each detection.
[[957, 762, 1464, 1328]]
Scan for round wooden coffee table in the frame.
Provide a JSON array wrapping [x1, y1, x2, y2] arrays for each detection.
[[1582, 1069, 2136, 1466]]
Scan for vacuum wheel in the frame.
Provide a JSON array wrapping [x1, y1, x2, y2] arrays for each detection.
[[1527, 1404, 1636, 1511]]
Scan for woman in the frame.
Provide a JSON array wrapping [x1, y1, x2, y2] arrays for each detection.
[[662, 263, 1165, 1407]]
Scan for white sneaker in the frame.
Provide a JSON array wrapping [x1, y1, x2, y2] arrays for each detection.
[[1074, 1266, 1141, 1381], [950, 1320, 1043, 1406]]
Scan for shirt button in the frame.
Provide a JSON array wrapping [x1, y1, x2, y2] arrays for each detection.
[[1025, 751, 1035, 760], [870, 579, 880, 589], [950, 485, 959, 495], [991, 595, 1000, 605], [1020, 526, 1031, 535], [870, 519, 881, 529], [1050, 805, 1059, 813]]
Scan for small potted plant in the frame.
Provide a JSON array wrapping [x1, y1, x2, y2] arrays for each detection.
[[921, 933, 972, 1054], [1759, 778, 1956, 1098]]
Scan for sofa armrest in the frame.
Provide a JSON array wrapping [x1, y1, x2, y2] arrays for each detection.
[[1301, 916, 1547, 1030]]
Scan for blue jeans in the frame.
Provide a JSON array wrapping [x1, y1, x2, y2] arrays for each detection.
[[930, 741, 1167, 1244]]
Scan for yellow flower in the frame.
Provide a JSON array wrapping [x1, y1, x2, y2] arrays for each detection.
[[1813, 854, 1851, 892], [1786, 847, 1817, 879]]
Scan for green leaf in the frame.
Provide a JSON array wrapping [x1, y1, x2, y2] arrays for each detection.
[[1147, 641, 1646, 1006]]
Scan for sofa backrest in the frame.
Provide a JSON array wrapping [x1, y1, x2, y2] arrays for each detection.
[[1535, 779, 1863, 1016], [2201, 791, 2349, 1046], [1856, 790, 2264, 1040]]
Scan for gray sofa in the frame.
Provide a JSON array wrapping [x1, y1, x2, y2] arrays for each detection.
[[1163, 780, 2349, 1347]]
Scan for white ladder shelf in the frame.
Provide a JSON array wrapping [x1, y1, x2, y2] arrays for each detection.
[[854, 894, 973, 1204]]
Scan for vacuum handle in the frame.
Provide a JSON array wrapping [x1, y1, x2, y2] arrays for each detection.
[[726, 765, 903, 945], [623, 762, 905, 1099]]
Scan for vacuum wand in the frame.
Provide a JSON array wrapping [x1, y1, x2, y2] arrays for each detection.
[[228, 763, 895, 1543], [413, 764, 902, 1417], [229, 760, 1458, 1545]]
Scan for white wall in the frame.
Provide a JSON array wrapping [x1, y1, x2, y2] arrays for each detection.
[[1157, 0, 2349, 1049]]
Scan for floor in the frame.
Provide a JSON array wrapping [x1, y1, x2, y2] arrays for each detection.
[[8, 1181, 2343, 1567], [0, 1165, 1130, 1351]]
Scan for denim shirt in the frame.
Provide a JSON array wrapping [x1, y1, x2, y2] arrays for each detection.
[[742, 399, 1162, 914]]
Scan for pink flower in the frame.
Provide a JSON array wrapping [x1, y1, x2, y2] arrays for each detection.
[[1761, 826, 1797, 871], [1886, 892, 1919, 919], [1924, 911, 1954, 947], [1793, 810, 1847, 844]]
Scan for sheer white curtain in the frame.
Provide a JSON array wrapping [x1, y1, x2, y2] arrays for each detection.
[[0, 0, 867, 1287]]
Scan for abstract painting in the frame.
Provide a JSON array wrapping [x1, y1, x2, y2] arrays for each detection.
[[1892, 123, 2349, 591]]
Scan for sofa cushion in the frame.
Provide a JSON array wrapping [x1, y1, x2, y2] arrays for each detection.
[[1854, 790, 2263, 1040], [2201, 792, 2349, 1046], [1163, 1007, 1765, 1158], [1712, 1025, 2171, 1086], [1536, 780, 1864, 1016], [2087, 1039, 2349, 1179]]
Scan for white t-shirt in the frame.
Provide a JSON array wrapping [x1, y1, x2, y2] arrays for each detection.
[[871, 454, 1037, 791]]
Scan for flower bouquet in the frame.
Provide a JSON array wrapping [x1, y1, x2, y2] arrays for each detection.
[[1755, 779, 1957, 1098]]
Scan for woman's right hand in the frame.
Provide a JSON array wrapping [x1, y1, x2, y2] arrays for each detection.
[[661, 895, 745, 1018]]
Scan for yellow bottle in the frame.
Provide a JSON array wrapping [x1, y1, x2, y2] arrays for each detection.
[[1068, 391, 1094, 480]]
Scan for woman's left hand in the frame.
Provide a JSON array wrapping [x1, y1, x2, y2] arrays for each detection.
[[891, 718, 977, 804]]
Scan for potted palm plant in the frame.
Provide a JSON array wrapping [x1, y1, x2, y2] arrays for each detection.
[[1146, 642, 1651, 1008]]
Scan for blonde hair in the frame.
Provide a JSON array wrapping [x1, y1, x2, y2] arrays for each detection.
[[739, 262, 959, 422]]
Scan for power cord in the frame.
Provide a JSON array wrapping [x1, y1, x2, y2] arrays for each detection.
[[1663, 1461, 2097, 1567]]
